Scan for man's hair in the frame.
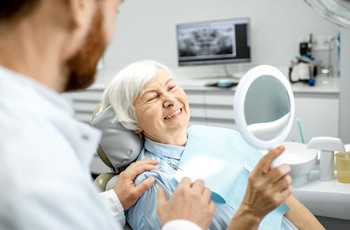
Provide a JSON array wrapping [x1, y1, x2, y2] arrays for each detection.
[[0, 0, 42, 22]]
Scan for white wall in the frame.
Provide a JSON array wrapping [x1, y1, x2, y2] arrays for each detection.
[[95, 0, 350, 142], [339, 28, 350, 143], [97, 0, 340, 83]]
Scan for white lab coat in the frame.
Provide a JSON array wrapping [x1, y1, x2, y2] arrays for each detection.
[[0, 67, 199, 230]]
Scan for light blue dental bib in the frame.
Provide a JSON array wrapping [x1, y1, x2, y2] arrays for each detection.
[[177, 125, 289, 230]]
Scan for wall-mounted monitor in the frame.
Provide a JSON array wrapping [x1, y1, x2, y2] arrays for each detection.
[[176, 18, 251, 66]]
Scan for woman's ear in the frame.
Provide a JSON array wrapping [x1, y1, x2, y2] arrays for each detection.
[[135, 128, 143, 137]]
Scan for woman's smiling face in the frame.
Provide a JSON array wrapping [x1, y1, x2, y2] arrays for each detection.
[[133, 69, 190, 144]]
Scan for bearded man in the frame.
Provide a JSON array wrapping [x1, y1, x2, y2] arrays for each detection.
[[0, 1, 214, 229]]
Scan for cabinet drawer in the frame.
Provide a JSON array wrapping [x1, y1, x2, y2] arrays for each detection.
[[72, 101, 99, 113], [206, 106, 234, 120], [186, 91, 205, 105], [189, 106, 206, 119], [205, 91, 235, 106], [189, 118, 207, 126], [66, 91, 103, 102]]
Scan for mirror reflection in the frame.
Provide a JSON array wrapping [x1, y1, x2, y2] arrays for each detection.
[[244, 75, 291, 141]]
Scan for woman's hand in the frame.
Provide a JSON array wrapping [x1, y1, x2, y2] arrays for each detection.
[[157, 177, 215, 230], [228, 146, 292, 230], [113, 159, 158, 210]]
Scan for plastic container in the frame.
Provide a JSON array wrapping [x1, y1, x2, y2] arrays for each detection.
[[335, 152, 350, 183]]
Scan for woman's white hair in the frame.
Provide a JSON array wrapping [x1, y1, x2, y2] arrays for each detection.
[[101, 60, 175, 132]]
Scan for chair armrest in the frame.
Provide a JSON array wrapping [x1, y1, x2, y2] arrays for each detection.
[[94, 172, 118, 191]]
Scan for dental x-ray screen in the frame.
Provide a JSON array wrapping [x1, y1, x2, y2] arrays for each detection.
[[177, 18, 251, 66]]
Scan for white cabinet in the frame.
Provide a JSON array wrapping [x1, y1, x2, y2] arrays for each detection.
[[287, 77, 340, 143], [183, 88, 236, 130], [62, 85, 105, 123], [182, 77, 340, 142], [288, 93, 339, 143]]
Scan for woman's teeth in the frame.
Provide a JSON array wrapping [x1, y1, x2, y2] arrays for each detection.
[[164, 109, 181, 119]]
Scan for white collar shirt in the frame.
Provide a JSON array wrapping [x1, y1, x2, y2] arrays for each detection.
[[0, 67, 123, 229]]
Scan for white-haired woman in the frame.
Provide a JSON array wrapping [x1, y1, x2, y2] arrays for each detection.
[[101, 60, 324, 230]]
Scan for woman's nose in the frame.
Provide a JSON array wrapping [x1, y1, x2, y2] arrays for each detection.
[[162, 93, 176, 108]]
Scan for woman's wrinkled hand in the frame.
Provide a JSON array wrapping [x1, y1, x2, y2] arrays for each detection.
[[229, 146, 292, 229]]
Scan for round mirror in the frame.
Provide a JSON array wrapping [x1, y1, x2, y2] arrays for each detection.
[[234, 65, 295, 166]]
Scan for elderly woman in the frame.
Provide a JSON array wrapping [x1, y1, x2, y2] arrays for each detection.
[[101, 60, 323, 230]]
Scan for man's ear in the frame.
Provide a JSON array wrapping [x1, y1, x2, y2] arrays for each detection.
[[66, 0, 96, 30]]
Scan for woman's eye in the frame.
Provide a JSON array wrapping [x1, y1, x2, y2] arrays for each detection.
[[147, 95, 158, 102], [168, 85, 176, 91]]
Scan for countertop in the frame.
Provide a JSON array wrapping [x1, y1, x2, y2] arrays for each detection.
[[89, 75, 340, 94], [293, 170, 350, 220], [291, 76, 339, 94], [174, 76, 339, 94]]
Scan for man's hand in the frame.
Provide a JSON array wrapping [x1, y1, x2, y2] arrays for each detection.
[[228, 146, 292, 230], [157, 177, 215, 230], [113, 159, 158, 210]]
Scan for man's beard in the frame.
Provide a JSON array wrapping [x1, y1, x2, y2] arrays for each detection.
[[63, 9, 107, 92]]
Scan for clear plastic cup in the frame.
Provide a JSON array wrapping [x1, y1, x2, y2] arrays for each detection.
[[335, 152, 350, 183]]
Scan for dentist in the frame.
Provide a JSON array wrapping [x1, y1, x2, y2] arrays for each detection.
[[0, 0, 208, 229]]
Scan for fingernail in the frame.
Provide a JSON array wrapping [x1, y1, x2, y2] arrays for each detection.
[[263, 167, 269, 174]]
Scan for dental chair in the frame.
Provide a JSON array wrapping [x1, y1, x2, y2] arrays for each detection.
[[90, 104, 143, 229]]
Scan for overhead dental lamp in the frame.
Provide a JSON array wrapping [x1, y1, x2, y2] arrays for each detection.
[[304, 0, 350, 29]]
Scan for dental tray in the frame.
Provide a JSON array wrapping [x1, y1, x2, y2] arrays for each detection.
[[205, 80, 238, 88]]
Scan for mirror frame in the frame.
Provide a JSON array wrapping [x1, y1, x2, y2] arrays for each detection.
[[234, 65, 295, 150]]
